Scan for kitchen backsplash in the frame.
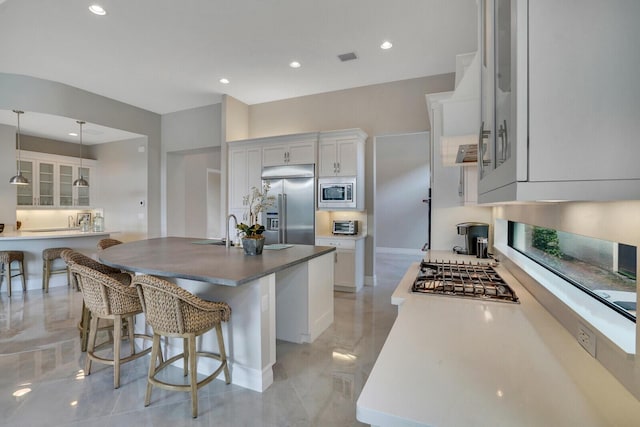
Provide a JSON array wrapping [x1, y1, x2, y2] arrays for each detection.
[[16, 209, 104, 230]]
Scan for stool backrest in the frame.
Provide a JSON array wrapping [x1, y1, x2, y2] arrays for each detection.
[[69, 263, 140, 317], [133, 275, 230, 335], [97, 239, 123, 250]]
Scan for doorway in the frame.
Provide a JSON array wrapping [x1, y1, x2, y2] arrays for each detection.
[[374, 131, 430, 260]]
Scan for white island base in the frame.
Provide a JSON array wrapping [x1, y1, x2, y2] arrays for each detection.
[[135, 252, 334, 392]]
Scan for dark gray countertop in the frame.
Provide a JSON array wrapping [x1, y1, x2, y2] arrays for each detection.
[[99, 236, 336, 286]]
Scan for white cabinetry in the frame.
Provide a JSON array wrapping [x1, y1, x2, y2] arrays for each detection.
[[228, 144, 262, 211], [479, 0, 640, 203], [17, 151, 95, 208], [318, 129, 365, 177], [315, 237, 364, 292], [261, 133, 317, 167]]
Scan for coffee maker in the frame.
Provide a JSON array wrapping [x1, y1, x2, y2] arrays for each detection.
[[454, 222, 489, 255]]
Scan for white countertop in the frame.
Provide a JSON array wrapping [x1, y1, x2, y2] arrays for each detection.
[[0, 229, 111, 240], [357, 252, 640, 426]]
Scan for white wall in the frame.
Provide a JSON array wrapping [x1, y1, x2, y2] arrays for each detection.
[[0, 124, 17, 231], [90, 137, 148, 241], [375, 132, 429, 253]]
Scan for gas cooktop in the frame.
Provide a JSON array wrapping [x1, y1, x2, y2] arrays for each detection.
[[412, 260, 519, 304]]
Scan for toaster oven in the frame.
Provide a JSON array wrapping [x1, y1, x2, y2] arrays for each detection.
[[332, 220, 358, 235]]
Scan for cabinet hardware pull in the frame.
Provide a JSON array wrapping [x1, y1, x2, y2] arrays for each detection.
[[478, 121, 491, 178]]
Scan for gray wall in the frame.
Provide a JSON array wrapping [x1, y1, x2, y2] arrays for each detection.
[[20, 134, 97, 159], [375, 132, 430, 252], [247, 74, 455, 279], [161, 104, 222, 236], [89, 137, 148, 241], [0, 73, 162, 237], [166, 149, 221, 238], [0, 124, 17, 230]]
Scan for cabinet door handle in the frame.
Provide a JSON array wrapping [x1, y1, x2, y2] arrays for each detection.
[[335, 252, 338, 263], [333, 162, 337, 173], [459, 168, 464, 197], [337, 162, 340, 173], [478, 121, 491, 178]]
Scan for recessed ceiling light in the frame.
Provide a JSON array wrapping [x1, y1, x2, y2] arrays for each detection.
[[68, 132, 78, 137], [219, 78, 230, 84], [88, 5, 107, 16], [380, 41, 393, 50], [289, 61, 301, 69]]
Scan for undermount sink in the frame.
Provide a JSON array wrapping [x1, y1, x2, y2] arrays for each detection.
[[191, 238, 232, 246]]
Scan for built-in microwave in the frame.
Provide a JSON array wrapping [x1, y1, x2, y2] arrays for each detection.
[[318, 177, 356, 209]]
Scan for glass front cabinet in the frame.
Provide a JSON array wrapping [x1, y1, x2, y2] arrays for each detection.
[[17, 152, 95, 208]]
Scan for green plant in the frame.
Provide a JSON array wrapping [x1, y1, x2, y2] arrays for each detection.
[[532, 226, 563, 258], [237, 183, 276, 238]]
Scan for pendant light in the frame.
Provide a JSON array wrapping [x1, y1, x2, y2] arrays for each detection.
[[73, 120, 89, 187], [9, 109, 29, 185]]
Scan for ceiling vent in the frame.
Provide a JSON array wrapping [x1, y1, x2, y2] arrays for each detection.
[[338, 52, 357, 62]]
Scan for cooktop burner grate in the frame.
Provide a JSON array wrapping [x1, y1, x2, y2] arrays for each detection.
[[412, 260, 519, 303]]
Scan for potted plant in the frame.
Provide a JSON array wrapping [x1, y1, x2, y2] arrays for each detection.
[[236, 183, 275, 255]]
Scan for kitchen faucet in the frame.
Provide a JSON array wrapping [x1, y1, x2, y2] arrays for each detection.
[[68, 215, 75, 228], [226, 214, 238, 248]]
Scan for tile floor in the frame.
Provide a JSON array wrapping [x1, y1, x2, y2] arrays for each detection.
[[0, 253, 421, 427]]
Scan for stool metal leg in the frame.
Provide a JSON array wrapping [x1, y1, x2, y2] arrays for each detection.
[[19, 260, 26, 293], [6, 262, 12, 298], [43, 259, 50, 293]]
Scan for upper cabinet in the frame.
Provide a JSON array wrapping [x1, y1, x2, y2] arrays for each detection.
[[479, 0, 640, 203], [261, 133, 317, 167], [17, 151, 96, 208], [318, 129, 366, 177], [228, 144, 262, 211]]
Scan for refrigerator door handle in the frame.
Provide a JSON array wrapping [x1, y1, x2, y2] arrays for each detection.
[[277, 194, 284, 244], [282, 193, 287, 243]]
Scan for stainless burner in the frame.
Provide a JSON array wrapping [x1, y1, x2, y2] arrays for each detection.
[[412, 260, 519, 303]]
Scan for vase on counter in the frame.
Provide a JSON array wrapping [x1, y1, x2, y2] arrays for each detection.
[[242, 237, 265, 256]]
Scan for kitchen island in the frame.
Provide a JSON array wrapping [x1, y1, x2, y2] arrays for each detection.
[[357, 251, 640, 426], [99, 237, 336, 392], [0, 229, 111, 291]]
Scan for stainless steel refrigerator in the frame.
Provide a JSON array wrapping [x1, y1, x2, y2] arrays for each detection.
[[261, 164, 315, 245]]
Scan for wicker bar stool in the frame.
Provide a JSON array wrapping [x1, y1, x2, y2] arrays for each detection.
[[97, 238, 123, 250], [133, 275, 231, 418], [61, 249, 132, 352], [42, 247, 71, 292], [0, 251, 26, 297], [69, 262, 152, 389]]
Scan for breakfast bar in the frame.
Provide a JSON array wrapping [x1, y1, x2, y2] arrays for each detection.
[[0, 229, 111, 290], [99, 237, 336, 392]]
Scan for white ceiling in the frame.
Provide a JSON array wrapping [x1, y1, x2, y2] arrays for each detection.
[[0, 0, 477, 142]]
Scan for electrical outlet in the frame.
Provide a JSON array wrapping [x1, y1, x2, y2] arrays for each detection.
[[577, 323, 596, 357]]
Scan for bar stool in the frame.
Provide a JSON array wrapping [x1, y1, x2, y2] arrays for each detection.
[[97, 238, 122, 250], [69, 262, 153, 389], [0, 251, 26, 297], [133, 274, 231, 418], [61, 249, 133, 352], [42, 247, 71, 292]]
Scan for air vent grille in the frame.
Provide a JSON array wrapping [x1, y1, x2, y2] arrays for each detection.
[[338, 52, 357, 62]]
